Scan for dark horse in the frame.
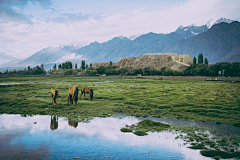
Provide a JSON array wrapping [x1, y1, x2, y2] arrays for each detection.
[[80, 87, 93, 101], [68, 86, 79, 105]]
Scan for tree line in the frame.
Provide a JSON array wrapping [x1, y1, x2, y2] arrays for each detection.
[[48, 56, 240, 77], [1, 55, 240, 77], [1, 64, 45, 76]]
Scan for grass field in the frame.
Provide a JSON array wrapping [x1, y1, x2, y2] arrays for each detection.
[[0, 76, 240, 158], [0, 76, 239, 125]]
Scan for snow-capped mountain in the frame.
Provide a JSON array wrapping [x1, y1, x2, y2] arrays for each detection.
[[67, 41, 89, 49], [206, 18, 233, 29], [174, 18, 234, 39], [175, 24, 208, 39], [128, 34, 142, 40]]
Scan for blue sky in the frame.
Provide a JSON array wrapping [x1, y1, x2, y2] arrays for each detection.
[[0, 0, 240, 63]]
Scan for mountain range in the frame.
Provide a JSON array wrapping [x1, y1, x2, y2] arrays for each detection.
[[0, 18, 239, 72]]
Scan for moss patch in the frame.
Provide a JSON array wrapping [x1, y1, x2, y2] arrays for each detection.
[[120, 119, 170, 136], [200, 150, 240, 159], [134, 131, 148, 136]]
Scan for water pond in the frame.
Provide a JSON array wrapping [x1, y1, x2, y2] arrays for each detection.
[[0, 114, 210, 160]]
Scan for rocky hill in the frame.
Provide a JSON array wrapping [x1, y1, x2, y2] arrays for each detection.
[[92, 53, 193, 71]]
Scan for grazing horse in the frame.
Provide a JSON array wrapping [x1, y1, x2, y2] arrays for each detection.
[[68, 86, 79, 105], [50, 115, 58, 130], [51, 87, 59, 105], [80, 87, 93, 101]]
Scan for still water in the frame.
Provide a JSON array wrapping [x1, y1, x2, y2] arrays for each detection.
[[0, 114, 210, 160]]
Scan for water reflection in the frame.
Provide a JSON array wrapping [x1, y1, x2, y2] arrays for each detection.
[[0, 114, 210, 160], [50, 115, 58, 130], [68, 120, 78, 128]]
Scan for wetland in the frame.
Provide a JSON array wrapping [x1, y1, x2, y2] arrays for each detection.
[[0, 76, 239, 159]]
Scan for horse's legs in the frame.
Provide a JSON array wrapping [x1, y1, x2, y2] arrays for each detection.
[[68, 93, 70, 104], [51, 94, 53, 105], [55, 96, 58, 105], [80, 92, 82, 100], [84, 92, 86, 99], [73, 96, 76, 105]]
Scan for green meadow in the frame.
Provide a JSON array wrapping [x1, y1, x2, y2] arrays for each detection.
[[1, 76, 239, 125], [0, 76, 239, 158]]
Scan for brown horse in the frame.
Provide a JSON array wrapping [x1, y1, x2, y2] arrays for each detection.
[[80, 87, 93, 101], [51, 87, 59, 105], [68, 86, 79, 105]]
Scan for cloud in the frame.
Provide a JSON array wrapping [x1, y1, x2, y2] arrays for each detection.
[[56, 53, 86, 63], [52, 13, 93, 23], [0, 0, 52, 22]]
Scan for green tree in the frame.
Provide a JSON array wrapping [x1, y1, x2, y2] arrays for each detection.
[[62, 61, 72, 69], [28, 66, 31, 70], [58, 64, 62, 69], [75, 63, 77, 69], [41, 63, 44, 70], [230, 62, 240, 77], [198, 54, 203, 64], [53, 64, 57, 70], [62, 69, 73, 75], [204, 58, 208, 65], [143, 67, 151, 76], [193, 57, 196, 64], [133, 68, 143, 75], [85, 64, 89, 70], [105, 69, 116, 75], [109, 61, 112, 66], [90, 63, 92, 67], [81, 60, 85, 70], [87, 69, 97, 76], [97, 66, 106, 74]]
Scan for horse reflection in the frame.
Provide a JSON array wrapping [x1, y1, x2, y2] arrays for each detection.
[[50, 115, 58, 130], [68, 120, 78, 128]]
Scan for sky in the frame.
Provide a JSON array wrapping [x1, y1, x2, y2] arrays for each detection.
[[0, 0, 240, 63]]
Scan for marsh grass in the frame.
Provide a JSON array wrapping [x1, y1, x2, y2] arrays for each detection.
[[121, 119, 171, 136], [171, 124, 240, 158], [200, 150, 240, 159]]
